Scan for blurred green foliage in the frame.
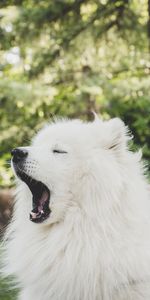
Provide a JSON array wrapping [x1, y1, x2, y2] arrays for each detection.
[[0, 1, 150, 299], [0, 278, 17, 300], [0, 0, 150, 188], [0, 245, 18, 299]]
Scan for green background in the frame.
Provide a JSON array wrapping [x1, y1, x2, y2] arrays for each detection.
[[0, 0, 150, 299]]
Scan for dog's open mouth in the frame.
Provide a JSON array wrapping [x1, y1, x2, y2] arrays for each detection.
[[16, 171, 51, 223]]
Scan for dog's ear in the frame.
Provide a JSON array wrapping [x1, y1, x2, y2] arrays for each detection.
[[92, 111, 102, 122], [106, 118, 129, 152]]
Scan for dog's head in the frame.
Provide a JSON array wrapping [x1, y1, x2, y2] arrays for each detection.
[[11, 117, 130, 225]]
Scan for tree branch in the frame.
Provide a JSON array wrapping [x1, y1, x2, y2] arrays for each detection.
[[28, 5, 116, 77]]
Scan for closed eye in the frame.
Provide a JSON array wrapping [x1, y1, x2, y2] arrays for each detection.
[[53, 149, 68, 154]]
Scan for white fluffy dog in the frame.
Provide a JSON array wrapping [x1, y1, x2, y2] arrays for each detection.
[[3, 116, 150, 300]]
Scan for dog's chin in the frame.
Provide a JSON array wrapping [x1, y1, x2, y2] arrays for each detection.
[[13, 164, 51, 224]]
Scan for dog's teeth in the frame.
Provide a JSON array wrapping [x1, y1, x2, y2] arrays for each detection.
[[30, 212, 37, 219]]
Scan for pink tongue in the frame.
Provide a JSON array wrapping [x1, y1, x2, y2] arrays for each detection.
[[30, 190, 49, 219], [38, 190, 48, 211]]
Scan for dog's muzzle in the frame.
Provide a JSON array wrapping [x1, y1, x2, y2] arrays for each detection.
[[11, 147, 51, 223]]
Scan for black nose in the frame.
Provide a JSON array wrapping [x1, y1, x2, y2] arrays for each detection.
[[11, 148, 28, 163]]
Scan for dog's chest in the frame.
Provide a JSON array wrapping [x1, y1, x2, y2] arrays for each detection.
[[14, 223, 110, 300], [13, 218, 150, 300]]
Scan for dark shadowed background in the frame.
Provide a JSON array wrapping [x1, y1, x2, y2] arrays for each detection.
[[0, 1, 150, 299]]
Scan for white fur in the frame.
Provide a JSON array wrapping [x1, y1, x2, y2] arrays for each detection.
[[2, 117, 150, 300]]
